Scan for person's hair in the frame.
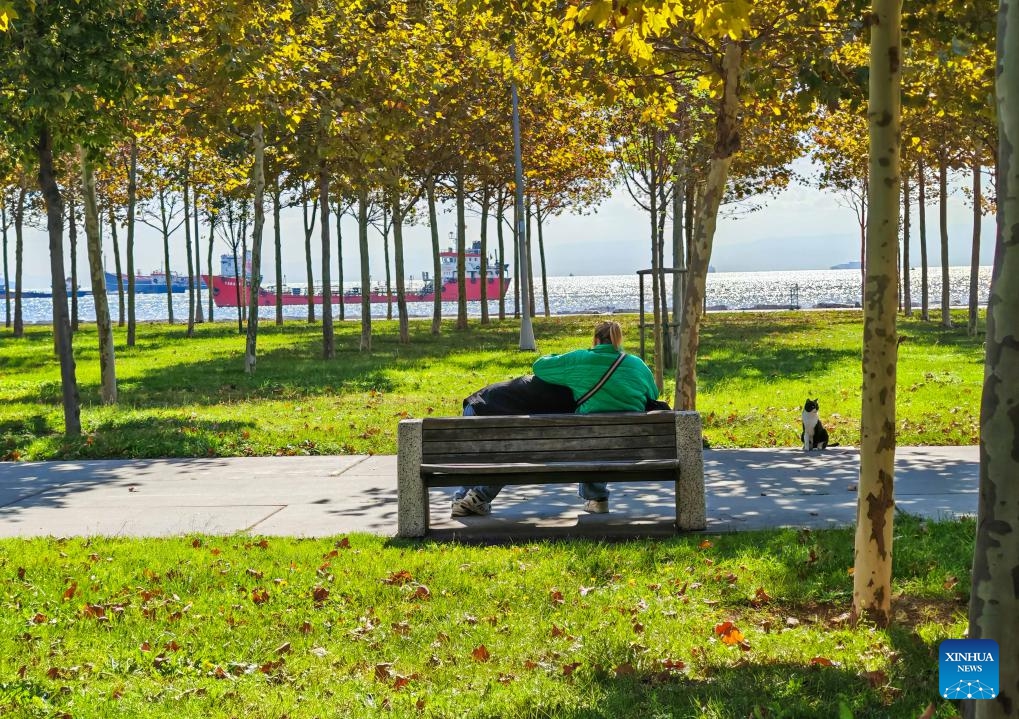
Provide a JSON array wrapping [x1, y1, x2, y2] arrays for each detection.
[[592, 320, 623, 350]]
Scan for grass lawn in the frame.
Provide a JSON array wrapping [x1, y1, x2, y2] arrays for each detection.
[[0, 516, 971, 718], [0, 309, 984, 460]]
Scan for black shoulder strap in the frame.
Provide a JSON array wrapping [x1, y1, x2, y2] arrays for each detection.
[[576, 352, 626, 409]]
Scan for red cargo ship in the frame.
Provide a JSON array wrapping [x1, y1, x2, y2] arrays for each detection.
[[205, 242, 510, 307]]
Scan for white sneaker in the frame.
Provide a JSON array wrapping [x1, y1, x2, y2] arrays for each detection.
[[583, 499, 609, 514], [451, 489, 492, 517]]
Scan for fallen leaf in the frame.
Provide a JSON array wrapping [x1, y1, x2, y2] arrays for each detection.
[[614, 662, 636, 676], [17, 567, 26, 580], [62, 582, 78, 602], [751, 587, 772, 607], [862, 669, 888, 687], [810, 656, 838, 667], [312, 586, 329, 604], [714, 621, 744, 645], [140, 642, 151, 652], [943, 576, 958, 590], [412, 585, 431, 600], [392, 676, 410, 691], [416, 698, 426, 711], [550, 589, 565, 605], [523, 660, 539, 670], [392, 621, 411, 635], [632, 622, 645, 634], [472, 645, 491, 662], [336, 537, 350, 549], [299, 621, 313, 634], [275, 642, 291, 655], [551, 625, 566, 638], [660, 658, 685, 671], [375, 663, 393, 681], [498, 673, 515, 684], [699, 539, 713, 549], [251, 588, 269, 604], [383, 570, 413, 586], [562, 662, 581, 676]]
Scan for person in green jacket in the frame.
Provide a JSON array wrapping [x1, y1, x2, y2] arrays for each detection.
[[451, 320, 659, 518]]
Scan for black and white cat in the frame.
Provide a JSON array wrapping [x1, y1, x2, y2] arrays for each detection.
[[801, 398, 830, 451]]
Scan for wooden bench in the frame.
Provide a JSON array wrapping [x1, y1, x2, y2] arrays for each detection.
[[396, 410, 705, 537]]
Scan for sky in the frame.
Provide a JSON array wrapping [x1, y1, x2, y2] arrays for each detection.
[[5, 165, 996, 290]]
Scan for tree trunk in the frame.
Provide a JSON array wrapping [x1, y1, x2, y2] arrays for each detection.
[[525, 197, 535, 318], [455, 168, 468, 331], [965, 3, 1019, 713], [969, 140, 982, 336], [80, 147, 117, 405], [480, 185, 491, 324], [496, 187, 506, 321], [852, 0, 900, 627], [13, 184, 26, 337], [676, 40, 741, 409], [656, 175, 671, 368], [303, 183, 317, 323], [671, 166, 687, 370], [918, 160, 930, 321], [426, 175, 442, 335], [126, 138, 138, 346], [319, 158, 334, 359], [393, 187, 409, 344], [536, 200, 550, 319], [158, 188, 174, 324], [358, 186, 372, 352], [383, 203, 393, 321], [206, 212, 215, 323], [244, 122, 266, 374], [183, 160, 195, 338], [109, 204, 124, 327], [2, 194, 10, 329], [335, 195, 344, 322], [649, 140, 664, 392], [39, 126, 81, 435], [192, 187, 204, 324], [273, 186, 283, 326], [903, 161, 912, 317], [939, 151, 951, 327], [513, 204, 521, 320], [67, 196, 79, 332]]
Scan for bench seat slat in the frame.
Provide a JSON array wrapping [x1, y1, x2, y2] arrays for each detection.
[[423, 468, 681, 487], [421, 424, 675, 443], [423, 435, 676, 456], [424, 447, 678, 463], [421, 413, 674, 430], [422, 459, 680, 474]]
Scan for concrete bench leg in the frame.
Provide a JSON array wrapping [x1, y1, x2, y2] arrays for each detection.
[[397, 420, 428, 538], [675, 411, 706, 531]]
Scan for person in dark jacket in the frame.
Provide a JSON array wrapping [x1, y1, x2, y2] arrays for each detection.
[[461, 375, 575, 416], [452, 320, 658, 518]]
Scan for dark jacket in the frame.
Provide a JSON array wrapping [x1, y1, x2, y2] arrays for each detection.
[[462, 375, 576, 416]]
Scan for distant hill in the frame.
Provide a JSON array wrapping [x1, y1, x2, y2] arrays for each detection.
[[830, 261, 863, 270]]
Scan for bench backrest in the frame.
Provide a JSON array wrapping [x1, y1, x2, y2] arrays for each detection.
[[420, 412, 678, 465]]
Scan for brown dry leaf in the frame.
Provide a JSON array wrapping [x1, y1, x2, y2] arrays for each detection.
[[713, 622, 744, 645], [472, 645, 491, 663], [660, 658, 685, 671], [383, 570, 414, 586], [412, 585, 431, 600], [256, 539, 270, 549], [312, 586, 330, 604], [416, 698, 426, 711], [32, 612, 47, 624], [336, 537, 351, 549], [699, 539, 713, 549], [17, 567, 26, 580], [738, 640, 752, 652], [810, 656, 837, 667], [251, 588, 270, 604], [847, 567, 855, 576], [375, 663, 393, 681], [614, 662, 636, 677], [83, 604, 107, 620], [392, 621, 411, 636], [498, 673, 515, 685], [723, 573, 739, 584], [435, 631, 450, 644], [62, 582, 78, 602], [632, 622, 645, 634], [392, 676, 410, 691], [943, 576, 958, 590], [562, 662, 581, 676], [210, 548, 221, 556], [523, 660, 539, 670], [259, 660, 283, 674], [140, 641, 151, 652], [299, 621, 313, 634], [676, 581, 689, 597], [862, 669, 888, 687], [550, 589, 565, 605], [213, 665, 228, 679], [551, 625, 566, 638], [751, 587, 772, 607], [917, 703, 935, 719], [246, 568, 263, 579], [275, 642, 292, 655], [165, 640, 181, 652]]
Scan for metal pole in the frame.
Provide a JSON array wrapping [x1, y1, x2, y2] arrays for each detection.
[[510, 42, 536, 351]]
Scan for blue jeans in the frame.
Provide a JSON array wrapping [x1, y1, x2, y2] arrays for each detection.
[[454, 405, 609, 503]]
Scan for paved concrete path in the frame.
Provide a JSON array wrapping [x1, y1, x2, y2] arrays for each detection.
[[0, 446, 978, 540]]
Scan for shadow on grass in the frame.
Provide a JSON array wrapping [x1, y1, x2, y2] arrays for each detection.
[[696, 346, 860, 392], [562, 660, 938, 719]]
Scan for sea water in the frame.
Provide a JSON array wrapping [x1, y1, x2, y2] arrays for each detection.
[[0, 266, 992, 325]]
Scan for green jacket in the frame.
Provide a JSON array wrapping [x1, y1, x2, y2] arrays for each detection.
[[532, 344, 658, 414]]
